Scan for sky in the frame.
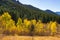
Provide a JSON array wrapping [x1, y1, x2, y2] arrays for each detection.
[[19, 0, 60, 12]]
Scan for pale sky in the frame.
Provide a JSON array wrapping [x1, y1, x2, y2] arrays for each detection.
[[19, 0, 60, 12]]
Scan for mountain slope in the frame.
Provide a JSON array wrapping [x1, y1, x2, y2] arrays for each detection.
[[45, 9, 57, 15], [45, 9, 60, 15], [0, 0, 60, 23], [56, 12, 60, 15]]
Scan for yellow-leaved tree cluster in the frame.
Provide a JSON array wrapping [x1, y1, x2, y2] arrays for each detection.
[[0, 12, 58, 36]]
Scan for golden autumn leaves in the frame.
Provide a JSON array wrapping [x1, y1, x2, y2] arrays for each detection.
[[0, 12, 58, 36]]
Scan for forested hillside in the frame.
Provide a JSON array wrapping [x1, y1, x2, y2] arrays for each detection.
[[0, 0, 60, 23]]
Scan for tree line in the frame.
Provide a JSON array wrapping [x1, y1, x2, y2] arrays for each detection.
[[0, 12, 58, 36]]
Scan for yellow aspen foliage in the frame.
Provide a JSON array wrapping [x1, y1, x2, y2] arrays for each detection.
[[0, 12, 58, 36], [16, 18, 23, 33], [47, 21, 53, 32], [46, 21, 57, 35], [0, 16, 5, 34], [50, 21, 57, 35], [17, 25, 23, 33], [47, 21, 53, 29], [2, 12, 11, 21], [1, 12, 16, 35], [3, 19, 16, 35], [23, 19, 31, 34], [17, 18, 22, 25], [34, 20, 44, 34], [9, 26, 17, 35], [6, 19, 15, 30], [31, 19, 36, 25], [1, 12, 11, 27], [24, 19, 31, 27], [17, 18, 27, 35], [1, 12, 12, 29]]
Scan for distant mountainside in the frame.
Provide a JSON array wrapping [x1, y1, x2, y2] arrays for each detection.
[[45, 9, 57, 15], [45, 9, 60, 15], [56, 12, 60, 15], [0, 0, 60, 23]]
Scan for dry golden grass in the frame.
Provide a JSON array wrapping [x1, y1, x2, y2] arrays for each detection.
[[0, 36, 60, 40], [34, 36, 60, 40]]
